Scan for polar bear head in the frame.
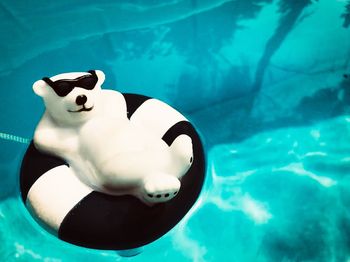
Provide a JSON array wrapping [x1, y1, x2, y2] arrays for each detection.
[[33, 70, 105, 126]]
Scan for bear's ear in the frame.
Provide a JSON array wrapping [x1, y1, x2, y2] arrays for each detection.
[[33, 80, 47, 97], [95, 70, 105, 86]]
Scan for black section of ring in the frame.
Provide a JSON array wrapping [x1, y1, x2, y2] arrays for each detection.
[[20, 94, 206, 250], [20, 141, 68, 202], [58, 122, 205, 250], [162, 121, 193, 146], [123, 93, 150, 119]]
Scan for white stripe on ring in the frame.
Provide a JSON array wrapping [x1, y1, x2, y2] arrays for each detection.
[[130, 99, 188, 138], [26, 165, 93, 232]]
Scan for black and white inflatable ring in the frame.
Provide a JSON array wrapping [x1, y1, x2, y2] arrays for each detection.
[[20, 94, 205, 250]]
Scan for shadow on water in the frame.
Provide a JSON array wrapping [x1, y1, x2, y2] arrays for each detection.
[[342, 1, 350, 28], [253, 0, 316, 92], [167, 0, 322, 121], [182, 0, 350, 146], [296, 74, 350, 123], [191, 73, 350, 146], [167, 0, 274, 111]]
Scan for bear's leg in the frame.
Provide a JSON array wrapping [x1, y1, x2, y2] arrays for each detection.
[[168, 134, 193, 174], [142, 175, 181, 204]]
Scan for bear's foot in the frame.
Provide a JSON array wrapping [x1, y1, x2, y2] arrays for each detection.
[[142, 175, 181, 204]]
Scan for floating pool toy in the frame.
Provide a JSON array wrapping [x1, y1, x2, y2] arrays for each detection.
[[20, 70, 205, 250]]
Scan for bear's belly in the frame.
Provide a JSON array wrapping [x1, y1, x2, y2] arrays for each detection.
[[78, 116, 173, 190]]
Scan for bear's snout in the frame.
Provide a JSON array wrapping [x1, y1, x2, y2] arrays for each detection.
[[76, 95, 87, 106]]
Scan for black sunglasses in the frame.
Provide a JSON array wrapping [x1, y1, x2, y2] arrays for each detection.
[[42, 70, 98, 97]]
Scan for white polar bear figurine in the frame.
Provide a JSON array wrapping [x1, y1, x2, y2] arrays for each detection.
[[32, 70, 193, 205]]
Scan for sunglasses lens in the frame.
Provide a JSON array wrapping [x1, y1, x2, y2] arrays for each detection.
[[78, 76, 97, 90], [54, 81, 74, 96]]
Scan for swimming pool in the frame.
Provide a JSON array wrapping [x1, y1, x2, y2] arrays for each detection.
[[1, 0, 350, 261]]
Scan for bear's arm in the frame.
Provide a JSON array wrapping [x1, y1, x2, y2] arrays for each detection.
[[34, 112, 78, 156]]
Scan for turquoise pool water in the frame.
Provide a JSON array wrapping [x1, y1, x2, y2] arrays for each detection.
[[1, 0, 350, 261]]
